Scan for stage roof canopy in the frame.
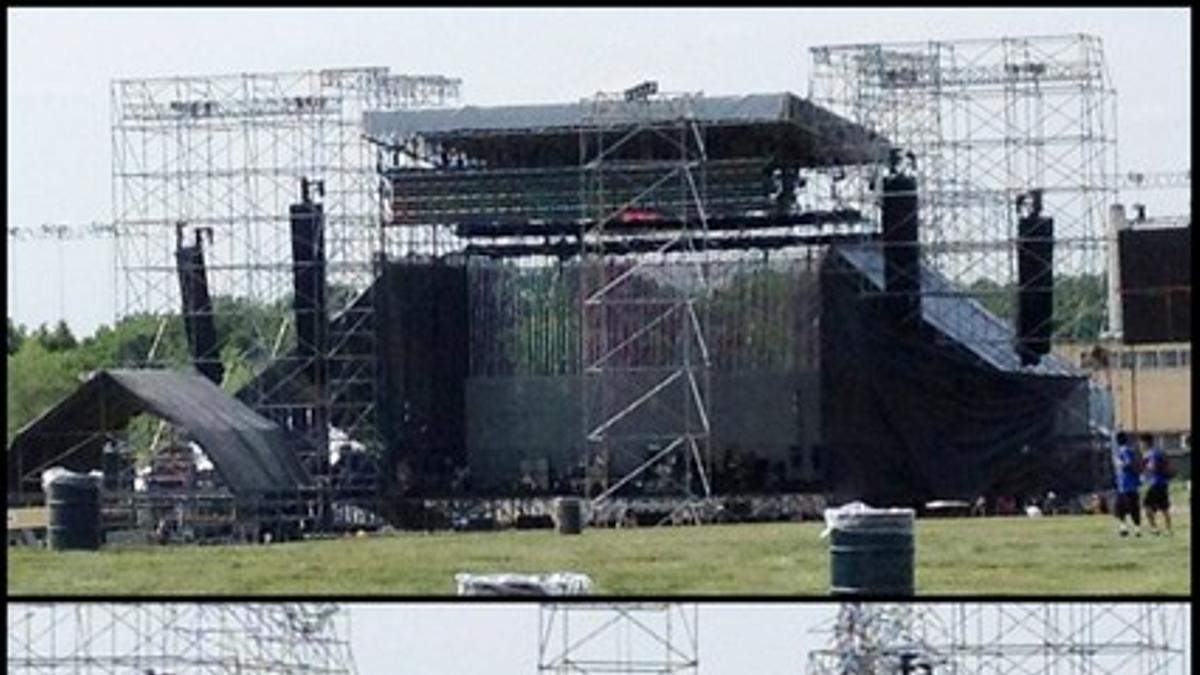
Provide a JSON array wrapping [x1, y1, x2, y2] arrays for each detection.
[[364, 92, 891, 168], [8, 369, 311, 494]]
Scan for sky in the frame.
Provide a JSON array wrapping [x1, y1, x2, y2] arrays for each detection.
[[349, 603, 829, 675], [5, 7, 1192, 337], [292, 602, 1199, 675], [5, 602, 1192, 674]]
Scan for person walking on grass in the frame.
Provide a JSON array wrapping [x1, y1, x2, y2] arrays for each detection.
[[1140, 433, 1173, 536], [1112, 431, 1143, 537]]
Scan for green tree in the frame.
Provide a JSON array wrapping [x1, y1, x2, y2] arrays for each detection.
[[510, 267, 578, 376], [33, 320, 79, 352], [5, 294, 298, 448], [7, 317, 25, 356], [6, 339, 84, 442], [1052, 273, 1107, 341], [708, 267, 800, 370], [966, 274, 1106, 342], [968, 277, 1016, 323]]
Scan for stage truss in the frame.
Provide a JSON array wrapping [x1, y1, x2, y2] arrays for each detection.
[[579, 88, 714, 518], [538, 602, 700, 674], [806, 602, 1190, 675], [111, 67, 459, 478], [810, 35, 1119, 345], [7, 602, 358, 675]]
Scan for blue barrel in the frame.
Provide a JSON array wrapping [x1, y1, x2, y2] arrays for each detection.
[[555, 497, 583, 535], [46, 473, 102, 551], [828, 507, 914, 596]]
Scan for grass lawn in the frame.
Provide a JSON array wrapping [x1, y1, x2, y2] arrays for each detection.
[[7, 507, 1189, 595]]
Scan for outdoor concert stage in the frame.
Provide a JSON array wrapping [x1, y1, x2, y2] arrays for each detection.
[[6, 90, 1112, 531], [360, 249, 1105, 508]]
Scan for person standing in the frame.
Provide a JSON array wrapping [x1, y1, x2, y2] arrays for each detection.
[[1140, 433, 1173, 536], [1112, 431, 1142, 537]]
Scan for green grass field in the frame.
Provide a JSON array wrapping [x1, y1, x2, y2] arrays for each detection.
[[8, 507, 1189, 595]]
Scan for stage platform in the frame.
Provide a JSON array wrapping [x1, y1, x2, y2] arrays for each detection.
[[375, 492, 829, 531]]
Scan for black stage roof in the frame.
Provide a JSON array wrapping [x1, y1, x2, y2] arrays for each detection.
[[8, 369, 311, 495], [364, 92, 890, 168]]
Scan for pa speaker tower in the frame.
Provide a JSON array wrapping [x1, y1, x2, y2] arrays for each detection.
[[1016, 189, 1054, 365], [174, 223, 224, 385], [882, 152, 920, 324]]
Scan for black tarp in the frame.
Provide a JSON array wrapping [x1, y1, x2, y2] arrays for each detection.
[[218, 249, 1103, 504], [820, 245, 1100, 505], [7, 369, 310, 495], [375, 260, 469, 489], [464, 371, 820, 494], [175, 238, 224, 385]]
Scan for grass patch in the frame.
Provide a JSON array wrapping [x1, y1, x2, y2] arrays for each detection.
[[8, 508, 1189, 595]]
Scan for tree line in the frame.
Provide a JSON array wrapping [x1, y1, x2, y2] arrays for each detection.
[[6, 295, 292, 444]]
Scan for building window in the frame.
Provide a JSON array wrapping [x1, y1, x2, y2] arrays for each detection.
[[1161, 349, 1180, 368], [1119, 351, 1137, 369], [1160, 433, 1183, 452], [1181, 350, 1191, 367], [1138, 351, 1159, 369]]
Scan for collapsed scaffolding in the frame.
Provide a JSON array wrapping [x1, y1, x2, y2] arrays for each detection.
[[806, 602, 1190, 675], [7, 602, 358, 675], [112, 66, 459, 472], [74, 68, 459, 531]]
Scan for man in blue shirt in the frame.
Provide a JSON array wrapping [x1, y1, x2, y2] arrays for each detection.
[[1140, 433, 1173, 536], [1112, 431, 1142, 537]]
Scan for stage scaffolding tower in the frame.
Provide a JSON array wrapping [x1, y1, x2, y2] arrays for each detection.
[[538, 603, 700, 675], [7, 602, 358, 675], [809, 35, 1118, 346], [111, 68, 459, 478], [806, 602, 1190, 675], [578, 86, 714, 520]]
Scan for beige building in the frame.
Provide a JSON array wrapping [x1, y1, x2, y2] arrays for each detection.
[[1054, 340, 1191, 462]]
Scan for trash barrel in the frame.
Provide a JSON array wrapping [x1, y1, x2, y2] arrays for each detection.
[[45, 472, 103, 551], [555, 497, 583, 535], [824, 503, 914, 596]]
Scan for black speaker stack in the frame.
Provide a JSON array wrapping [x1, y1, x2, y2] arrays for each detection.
[[1015, 189, 1054, 365]]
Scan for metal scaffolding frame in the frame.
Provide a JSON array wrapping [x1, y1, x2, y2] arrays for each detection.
[[578, 88, 714, 518], [7, 602, 358, 675], [538, 603, 700, 674], [110, 67, 459, 482], [809, 35, 1119, 345], [806, 602, 1190, 675]]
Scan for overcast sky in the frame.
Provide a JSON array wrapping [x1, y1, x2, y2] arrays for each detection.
[[350, 603, 828, 675], [330, 602, 1198, 675], [5, 8, 1191, 336], [6, 602, 1192, 674]]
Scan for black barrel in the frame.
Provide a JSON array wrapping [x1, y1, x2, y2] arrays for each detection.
[[46, 473, 102, 551], [555, 497, 583, 535], [828, 508, 914, 596]]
